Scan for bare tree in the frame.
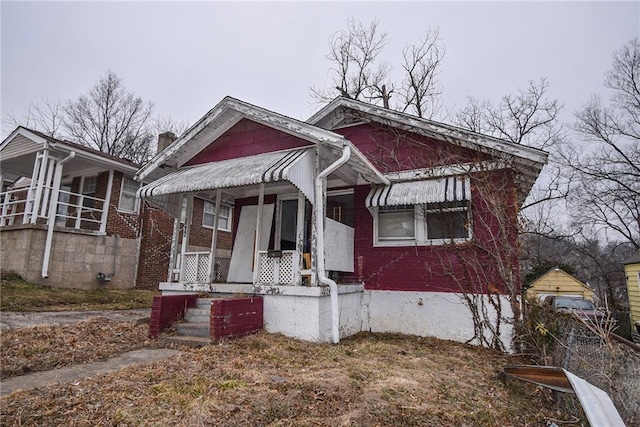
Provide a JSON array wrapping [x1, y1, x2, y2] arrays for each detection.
[[64, 70, 155, 163], [454, 78, 568, 240], [311, 19, 390, 103], [397, 27, 445, 119], [3, 98, 65, 138], [566, 38, 640, 249]]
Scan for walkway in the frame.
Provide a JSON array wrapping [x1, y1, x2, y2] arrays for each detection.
[[0, 309, 181, 397]]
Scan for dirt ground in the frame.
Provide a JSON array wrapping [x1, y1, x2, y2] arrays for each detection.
[[0, 320, 582, 426]]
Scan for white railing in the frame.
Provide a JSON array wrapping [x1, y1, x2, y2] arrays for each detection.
[[177, 252, 211, 283], [0, 186, 105, 230], [258, 250, 298, 285]]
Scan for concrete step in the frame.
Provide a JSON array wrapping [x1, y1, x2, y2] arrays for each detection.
[[184, 307, 210, 323], [196, 298, 214, 308], [163, 335, 211, 347], [175, 322, 210, 338]]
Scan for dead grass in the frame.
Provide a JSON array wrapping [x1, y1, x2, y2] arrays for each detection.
[[0, 319, 166, 379], [0, 272, 157, 312], [1, 330, 582, 426]]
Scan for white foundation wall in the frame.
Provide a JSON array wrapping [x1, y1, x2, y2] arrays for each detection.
[[362, 290, 515, 349], [263, 290, 364, 343]]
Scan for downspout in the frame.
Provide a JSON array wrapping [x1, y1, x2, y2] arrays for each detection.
[[42, 151, 75, 278], [315, 142, 351, 344]]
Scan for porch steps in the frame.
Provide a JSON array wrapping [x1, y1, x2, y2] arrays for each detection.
[[163, 298, 213, 347]]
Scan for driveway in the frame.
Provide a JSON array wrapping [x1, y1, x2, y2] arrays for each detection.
[[0, 308, 151, 329]]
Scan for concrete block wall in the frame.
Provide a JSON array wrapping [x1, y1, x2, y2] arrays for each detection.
[[149, 294, 197, 338], [0, 226, 138, 289], [210, 297, 263, 342]]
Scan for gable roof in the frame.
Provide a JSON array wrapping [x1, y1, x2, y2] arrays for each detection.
[[135, 97, 388, 185], [0, 126, 140, 174], [307, 97, 549, 197], [529, 267, 592, 291]]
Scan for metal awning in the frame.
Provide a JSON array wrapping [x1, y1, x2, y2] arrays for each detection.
[[366, 175, 470, 207], [138, 147, 316, 200]]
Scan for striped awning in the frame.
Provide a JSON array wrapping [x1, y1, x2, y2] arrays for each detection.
[[366, 176, 470, 207], [138, 147, 315, 200]]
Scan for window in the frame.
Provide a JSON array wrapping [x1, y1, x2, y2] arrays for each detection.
[[118, 177, 139, 213], [327, 190, 354, 227], [203, 200, 231, 231], [81, 176, 97, 208], [378, 205, 415, 240], [423, 201, 469, 240], [374, 201, 470, 246]]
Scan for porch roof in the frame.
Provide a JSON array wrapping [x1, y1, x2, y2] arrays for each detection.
[[138, 147, 316, 200], [366, 175, 470, 207]]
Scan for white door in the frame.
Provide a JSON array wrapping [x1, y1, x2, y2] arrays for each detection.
[[227, 204, 274, 283]]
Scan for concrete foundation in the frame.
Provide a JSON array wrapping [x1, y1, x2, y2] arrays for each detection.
[[1, 225, 138, 289]]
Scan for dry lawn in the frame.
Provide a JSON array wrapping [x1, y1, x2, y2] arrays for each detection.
[[0, 272, 157, 312], [1, 325, 581, 426]]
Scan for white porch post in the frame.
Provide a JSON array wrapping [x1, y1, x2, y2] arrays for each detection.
[[207, 189, 222, 283], [30, 150, 49, 223], [38, 158, 56, 218], [75, 176, 86, 229], [178, 194, 194, 282], [252, 183, 265, 284], [42, 152, 75, 278], [167, 216, 181, 282], [99, 170, 114, 233], [296, 191, 305, 285], [25, 151, 45, 223]]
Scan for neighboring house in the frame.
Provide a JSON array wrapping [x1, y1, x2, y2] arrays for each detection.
[[526, 267, 597, 303], [623, 251, 640, 338], [0, 127, 232, 289], [136, 96, 548, 345]]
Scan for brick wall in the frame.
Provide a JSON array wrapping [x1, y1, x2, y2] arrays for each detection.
[[210, 297, 263, 342], [149, 294, 197, 338], [136, 202, 175, 289], [105, 172, 140, 239]]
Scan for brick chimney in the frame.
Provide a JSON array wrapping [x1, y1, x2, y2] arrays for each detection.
[[157, 131, 177, 153]]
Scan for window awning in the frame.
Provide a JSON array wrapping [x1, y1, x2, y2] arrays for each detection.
[[138, 147, 315, 200], [366, 176, 470, 207]]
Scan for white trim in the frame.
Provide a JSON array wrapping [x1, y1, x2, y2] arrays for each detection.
[[100, 170, 114, 233]]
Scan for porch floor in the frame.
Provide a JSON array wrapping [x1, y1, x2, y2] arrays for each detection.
[[159, 282, 364, 297]]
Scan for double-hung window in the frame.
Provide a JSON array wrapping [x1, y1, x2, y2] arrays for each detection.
[[81, 176, 97, 208], [203, 201, 232, 231], [118, 177, 139, 213]]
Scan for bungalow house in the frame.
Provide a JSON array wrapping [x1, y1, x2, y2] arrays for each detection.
[[137, 96, 548, 347], [0, 127, 233, 289], [526, 267, 597, 303], [623, 251, 640, 339]]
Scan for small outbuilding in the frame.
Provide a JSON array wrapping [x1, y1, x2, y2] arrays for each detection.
[[526, 267, 596, 303]]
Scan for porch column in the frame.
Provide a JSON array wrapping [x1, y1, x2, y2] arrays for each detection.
[[167, 216, 181, 282], [178, 193, 194, 282], [296, 191, 305, 285], [26, 150, 48, 223], [99, 170, 114, 233], [252, 183, 265, 284], [38, 157, 56, 219], [42, 151, 75, 278], [207, 189, 222, 283]]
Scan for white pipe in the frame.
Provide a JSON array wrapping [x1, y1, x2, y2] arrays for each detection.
[[315, 142, 351, 344], [42, 151, 75, 278]]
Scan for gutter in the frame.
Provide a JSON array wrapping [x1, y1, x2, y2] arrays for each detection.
[[315, 141, 351, 344], [42, 151, 75, 278]]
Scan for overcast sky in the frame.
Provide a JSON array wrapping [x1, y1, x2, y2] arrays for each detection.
[[1, 1, 638, 138]]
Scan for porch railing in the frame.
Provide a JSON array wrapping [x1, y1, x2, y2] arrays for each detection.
[[258, 250, 298, 285], [0, 186, 105, 231]]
